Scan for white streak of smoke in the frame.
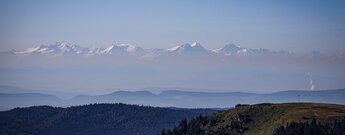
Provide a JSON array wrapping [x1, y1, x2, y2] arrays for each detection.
[[308, 72, 315, 91]]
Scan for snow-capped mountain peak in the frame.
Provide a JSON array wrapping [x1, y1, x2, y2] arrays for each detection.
[[166, 43, 208, 54], [116, 44, 142, 52], [212, 43, 245, 55], [96, 44, 144, 55], [220, 44, 241, 52], [12, 41, 294, 57], [108, 44, 142, 53], [191, 42, 201, 47], [15, 41, 88, 56]]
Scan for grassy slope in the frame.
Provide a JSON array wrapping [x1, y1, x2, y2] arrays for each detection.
[[202, 103, 345, 135]]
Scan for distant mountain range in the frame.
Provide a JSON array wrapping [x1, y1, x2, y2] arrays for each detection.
[[7, 41, 296, 57], [70, 89, 345, 108], [1, 85, 344, 110]]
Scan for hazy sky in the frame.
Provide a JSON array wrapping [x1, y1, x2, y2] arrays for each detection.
[[1, 0, 345, 53]]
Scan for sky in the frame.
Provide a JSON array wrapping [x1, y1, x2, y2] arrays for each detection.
[[0, 0, 345, 54], [0, 0, 345, 93]]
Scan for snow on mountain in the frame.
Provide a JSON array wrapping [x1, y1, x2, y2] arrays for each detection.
[[247, 48, 291, 56], [12, 41, 293, 57], [15, 41, 89, 56], [14, 42, 144, 56], [97, 44, 144, 55], [165, 42, 209, 54], [212, 44, 246, 56], [212, 43, 290, 56]]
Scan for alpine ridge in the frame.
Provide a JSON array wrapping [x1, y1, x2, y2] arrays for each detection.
[[12, 41, 292, 57]]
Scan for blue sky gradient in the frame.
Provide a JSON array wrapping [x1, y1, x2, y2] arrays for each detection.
[[0, 0, 345, 93], [1, 0, 345, 53]]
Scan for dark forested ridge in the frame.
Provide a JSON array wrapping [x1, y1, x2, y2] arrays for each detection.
[[161, 103, 345, 135], [2, 103, 345, 135], [0, 103, 216, 135], [273, 117, 345, 135]]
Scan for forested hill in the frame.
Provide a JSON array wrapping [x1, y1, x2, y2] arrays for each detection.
[[0, 103, 216, 135], [162, 103, 345, 135]]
